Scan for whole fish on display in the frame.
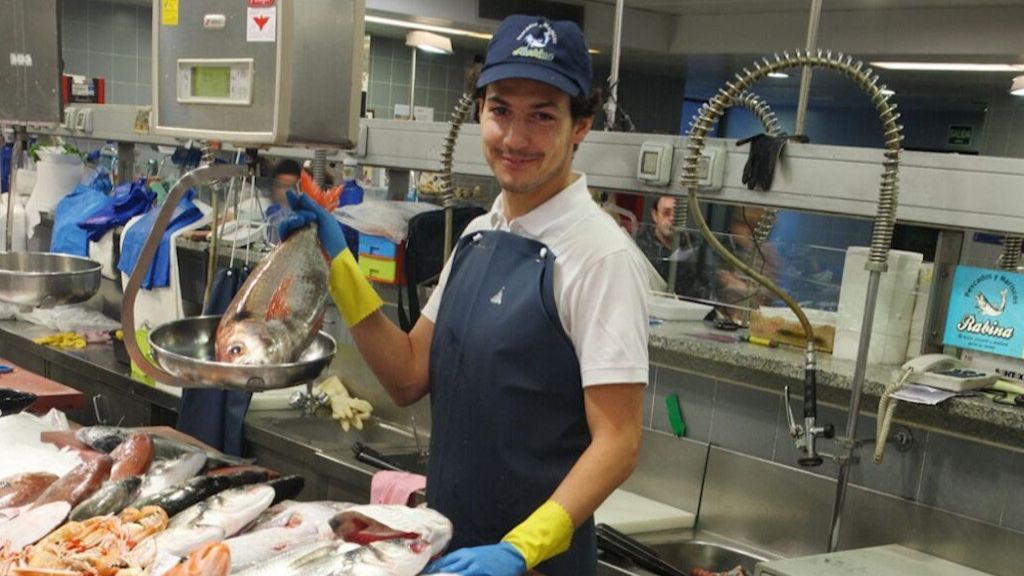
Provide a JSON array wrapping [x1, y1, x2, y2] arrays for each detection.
[[146, 484, 276, 558], [164, 541, 232, 576], [332, 505, 453, 558], [30, 455, 112, 509], [233, 538, 433, 576], [207, 466, 272, 488], [110, 431, 154, 480], [68, 475, 142, 521], [133, 475, 233, 518], [215, 225, 329, 366], [267, 474, 306, 505], [0, 472, 58, 509], [224, 501, 352, 570], [134, 451, 208, 502], [75, 426, 255, 468]]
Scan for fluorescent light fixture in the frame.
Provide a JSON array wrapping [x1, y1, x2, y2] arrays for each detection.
[[366, 15, 492, 40], [1012, 75, 1024, 96], [767, 71, 789, 79], [871, 61, 1024, 72], [406, 30, 453, 54]]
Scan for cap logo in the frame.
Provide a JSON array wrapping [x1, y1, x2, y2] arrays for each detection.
[[512, 21, 557, 62]]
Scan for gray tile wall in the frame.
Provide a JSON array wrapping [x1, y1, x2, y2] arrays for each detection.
[[646, 362, 1024, 535], [365, 36, 476, 122], [61, 0, 153, 106]]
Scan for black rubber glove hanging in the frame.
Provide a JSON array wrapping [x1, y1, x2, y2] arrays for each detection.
[[737, 134, 809, 191]]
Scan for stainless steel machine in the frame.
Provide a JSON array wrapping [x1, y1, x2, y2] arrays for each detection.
[[0, 0, 62, 125], [151, 0, 364, 147]]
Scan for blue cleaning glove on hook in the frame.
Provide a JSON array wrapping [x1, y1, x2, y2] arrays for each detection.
[[424, 543, 526, 576], [278, 190, 347, 258]]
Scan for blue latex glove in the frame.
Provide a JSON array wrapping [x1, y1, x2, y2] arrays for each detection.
[[278, 190, 347, 258], [424, 543, 526, 576]]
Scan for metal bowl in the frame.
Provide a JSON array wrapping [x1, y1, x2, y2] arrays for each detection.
[[148, 316, 336, 391], [0, 252, 102, 307]]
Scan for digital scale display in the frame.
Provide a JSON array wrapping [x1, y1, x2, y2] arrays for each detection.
[[192, 66, 231, 98], [176, 59, 253, 106], [640, 151, 659, 176]]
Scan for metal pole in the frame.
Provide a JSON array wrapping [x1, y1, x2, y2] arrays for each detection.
[[828, 270, 883, 551], [603, 0, 625, 130], [409, 47, 417, 119], [4, 134, 21, 252], [794, 0, 823, 134]]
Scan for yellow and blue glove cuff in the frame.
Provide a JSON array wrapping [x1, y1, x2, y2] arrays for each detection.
[[329, 249, 383, 327], [501, 500, 575, 569]]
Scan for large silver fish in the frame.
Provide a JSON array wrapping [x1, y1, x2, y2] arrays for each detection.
[[215, 225, 329, 365], [332, 505, 453, 558], [134, 451, 208, 502], [148, 484, 276, 558], [225, 501, 352, 570], [69, 475, 142, 521]]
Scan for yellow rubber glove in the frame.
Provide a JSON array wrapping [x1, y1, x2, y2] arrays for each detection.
[[329, 250, 383, 327], [318, 376, 374, 432], [501, 500, 575, 570]]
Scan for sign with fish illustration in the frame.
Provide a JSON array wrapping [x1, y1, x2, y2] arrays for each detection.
[[944, 266, 1024, 358]]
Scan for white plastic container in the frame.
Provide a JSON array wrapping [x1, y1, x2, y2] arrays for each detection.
[[25, 151, 83, 237], [834, 247, 923, 365]]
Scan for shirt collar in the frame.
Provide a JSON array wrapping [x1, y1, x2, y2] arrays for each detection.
[[488, 172, 591, 239]]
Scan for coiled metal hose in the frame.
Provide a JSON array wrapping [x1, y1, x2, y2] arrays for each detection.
[[667, 91, 783, 290], [682, 49, 904, 343], [312, 149, 328, 189], [999, 236, 1022, 271], [439, 93, 476, 261]]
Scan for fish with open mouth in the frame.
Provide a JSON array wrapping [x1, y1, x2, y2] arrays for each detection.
[[215, 225, 329, 366]]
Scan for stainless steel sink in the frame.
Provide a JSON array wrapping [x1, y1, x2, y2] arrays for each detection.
[[600, 539, 766, 575]]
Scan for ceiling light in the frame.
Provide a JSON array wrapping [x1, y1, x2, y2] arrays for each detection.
[[870, 62, 1024, 72], [406, 30, 453, 54], [1012, 75, 1024, 96], [366, 15, 492, 40], [767, 71, 789, 79]]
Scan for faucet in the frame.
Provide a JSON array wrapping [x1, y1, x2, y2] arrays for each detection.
[[680, 50, 903, 552]]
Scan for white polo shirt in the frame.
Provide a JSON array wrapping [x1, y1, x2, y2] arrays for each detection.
[[422, 173, 650, 387]]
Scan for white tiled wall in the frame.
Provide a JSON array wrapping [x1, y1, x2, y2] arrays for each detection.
[[61, 0, 153, 106]]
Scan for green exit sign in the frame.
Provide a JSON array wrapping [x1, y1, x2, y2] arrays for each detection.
[[947, 125, 973, 146]]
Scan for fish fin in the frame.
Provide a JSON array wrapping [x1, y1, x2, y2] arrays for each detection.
[[265, 276, 294, 321]]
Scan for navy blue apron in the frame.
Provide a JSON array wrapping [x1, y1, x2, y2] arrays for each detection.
[[176, 266, 253, 457], [427, 230, 596, 576]]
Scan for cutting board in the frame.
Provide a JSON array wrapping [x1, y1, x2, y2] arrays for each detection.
[[594, 489, 696, 534]]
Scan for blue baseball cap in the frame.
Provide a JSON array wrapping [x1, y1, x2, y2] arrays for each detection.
[[477, 15, 593, 97]]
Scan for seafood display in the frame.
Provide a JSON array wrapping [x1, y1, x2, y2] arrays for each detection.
[[3, 424, 454, 576], [75, 427, 253, 469], [0, 473, 58, 509], [215, 225, 329, 366]]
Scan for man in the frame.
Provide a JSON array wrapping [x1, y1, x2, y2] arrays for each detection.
[[281, 14, 648, 576], [636, 195, 677, 279], [636, 195, 711, 299]]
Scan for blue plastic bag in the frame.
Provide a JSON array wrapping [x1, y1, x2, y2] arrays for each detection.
[[51, 172, 114, 256], [117, 189, 203, 289], [78, 178, 155, 243]]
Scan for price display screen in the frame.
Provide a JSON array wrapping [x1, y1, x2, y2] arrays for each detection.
[[192, 66, 231, 98]]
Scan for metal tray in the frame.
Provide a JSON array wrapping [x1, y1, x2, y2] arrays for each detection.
[[0, 252, 102, 307], [148, 315, 336, 391]]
